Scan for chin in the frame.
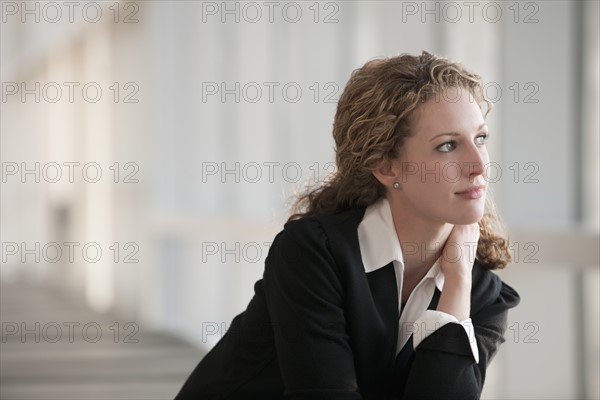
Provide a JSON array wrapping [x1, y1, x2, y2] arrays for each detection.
[[448, 206, 485, 225]]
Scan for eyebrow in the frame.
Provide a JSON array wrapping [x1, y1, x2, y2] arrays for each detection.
[[429, 123, 488, 142]]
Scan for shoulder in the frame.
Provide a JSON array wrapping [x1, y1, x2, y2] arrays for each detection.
[[262, 211, 365, 301], [279, 208, 366, 251], [265, 209, 366, 280], [270, 215, 330, 262]]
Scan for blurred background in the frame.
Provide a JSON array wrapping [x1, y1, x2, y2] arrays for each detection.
[[1, 1, 599, 399]]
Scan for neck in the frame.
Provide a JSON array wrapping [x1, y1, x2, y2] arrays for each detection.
[[387, 196, 453, 275]]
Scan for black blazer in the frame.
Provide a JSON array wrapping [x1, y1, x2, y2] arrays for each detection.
[[176, 207, 520, 400]]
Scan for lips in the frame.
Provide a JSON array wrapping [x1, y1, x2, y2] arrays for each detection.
[[455, 185, 486, 199]]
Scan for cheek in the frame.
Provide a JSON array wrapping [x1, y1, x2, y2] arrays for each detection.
[[440, 162, 462, 184], [403, 166, 456, 198]]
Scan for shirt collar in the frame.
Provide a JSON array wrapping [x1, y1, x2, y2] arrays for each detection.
[[357, 197, 445, 291]]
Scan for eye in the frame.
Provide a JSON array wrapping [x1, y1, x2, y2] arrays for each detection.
[[475, 133, 489, 145], [436, 141, 457, 153]]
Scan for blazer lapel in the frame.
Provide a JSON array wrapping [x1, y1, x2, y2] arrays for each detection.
[[391, 288, 441, 397]]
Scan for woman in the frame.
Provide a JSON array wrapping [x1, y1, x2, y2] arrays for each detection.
[[177, 51, 520, 400]]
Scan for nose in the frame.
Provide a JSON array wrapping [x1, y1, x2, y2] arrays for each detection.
[[463, 143, 487, 182]]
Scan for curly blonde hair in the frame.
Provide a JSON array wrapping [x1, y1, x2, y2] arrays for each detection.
[[289, 51, 511, 270]]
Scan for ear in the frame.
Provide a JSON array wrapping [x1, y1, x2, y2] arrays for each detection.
[[371, 157, 400, 189]]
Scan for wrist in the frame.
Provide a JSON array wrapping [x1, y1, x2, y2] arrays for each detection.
[[437, 277, 472, 321], [443, 269, 472, 284]]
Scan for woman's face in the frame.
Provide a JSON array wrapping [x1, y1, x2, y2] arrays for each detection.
[[390, 86, 490, 225]]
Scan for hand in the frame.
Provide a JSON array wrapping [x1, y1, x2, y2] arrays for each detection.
[[440, 223, 480, 280]]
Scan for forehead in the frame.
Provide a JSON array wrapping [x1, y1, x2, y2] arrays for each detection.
[[411, 87, 485, 136]]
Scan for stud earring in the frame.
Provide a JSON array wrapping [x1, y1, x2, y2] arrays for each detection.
[[393, 182, 401, 189]]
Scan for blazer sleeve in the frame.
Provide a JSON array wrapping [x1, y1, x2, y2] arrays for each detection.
[[400, 279, 520, 400], [262, 218, 363, 400]]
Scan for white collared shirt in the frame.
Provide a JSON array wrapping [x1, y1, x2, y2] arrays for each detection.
[[357, 197, 479, 363]]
